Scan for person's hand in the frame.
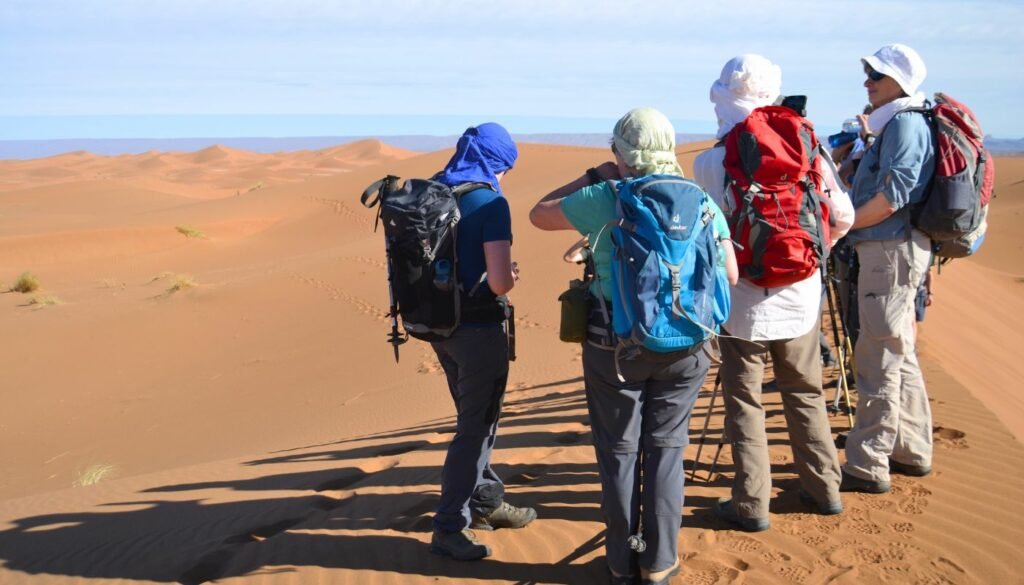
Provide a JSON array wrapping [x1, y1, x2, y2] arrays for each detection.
[[857, 114, 871, 140], [924, 292, 933, 307], [594, 161, 622, 181], [511, 261, 520, 281]]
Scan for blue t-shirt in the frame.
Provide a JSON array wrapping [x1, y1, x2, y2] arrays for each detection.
[[456, 187, 513, 296], [849, 111, 935, 243]]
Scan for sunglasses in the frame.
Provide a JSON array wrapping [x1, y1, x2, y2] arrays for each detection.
[[865, 68, 886, 82]]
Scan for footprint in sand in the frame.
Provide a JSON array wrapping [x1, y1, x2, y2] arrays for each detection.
[[417, 360, 444, 375], [892, 521, 915, 533], [722, 533, 763, 553], [801, 534, 829, 548], [890, 477, 932, 515], [774, 565, 812, 584], [933, 425, 968, 449], [677, 558, 743, 585]]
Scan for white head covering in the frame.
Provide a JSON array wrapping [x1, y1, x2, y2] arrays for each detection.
[[611, 107, 684, 177], [861, 43, 927, 97], [710, 54, 783, 139]]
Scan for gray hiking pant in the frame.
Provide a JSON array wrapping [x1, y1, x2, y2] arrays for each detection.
[[845, 231, 933, 483], [431, 325, 509, 532], [719, 321, 842, 519], [582, 342, 708, 576]]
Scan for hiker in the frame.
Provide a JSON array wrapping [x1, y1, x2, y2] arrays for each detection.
[[692, 54, 855, 531], [841, 44, 936, 493], [530, 107, 737, 585], [428, 123, 536, 561]]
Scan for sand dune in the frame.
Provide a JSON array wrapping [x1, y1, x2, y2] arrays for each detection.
[[0, 139, 417, 198], [0, 143, 1021, 584]]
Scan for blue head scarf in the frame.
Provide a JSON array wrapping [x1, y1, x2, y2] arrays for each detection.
[[436, 123, 518, 194]]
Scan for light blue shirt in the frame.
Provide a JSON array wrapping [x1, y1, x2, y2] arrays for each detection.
[[849, 111, 935, 243]]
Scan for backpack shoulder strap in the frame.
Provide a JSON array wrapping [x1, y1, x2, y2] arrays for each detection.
[[360, 175, 400, 208], [450, 181, 494, 198]]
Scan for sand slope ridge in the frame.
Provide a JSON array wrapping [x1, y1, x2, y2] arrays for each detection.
[[0, 145, 1020, 584]]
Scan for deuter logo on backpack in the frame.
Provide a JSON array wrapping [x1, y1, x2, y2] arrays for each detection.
[[607, 175, 730, 357], [907, 93, 995, 259], [723, 102, 832, 288]]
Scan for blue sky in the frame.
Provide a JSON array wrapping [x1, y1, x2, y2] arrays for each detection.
[[1, 0, 1021, 139]]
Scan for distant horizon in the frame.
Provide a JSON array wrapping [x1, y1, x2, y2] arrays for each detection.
[[3, 132, 1023, 162]]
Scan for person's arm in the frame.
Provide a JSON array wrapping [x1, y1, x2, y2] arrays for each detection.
[[721, 239, 739, 285], [851, 192, 897, 229], [483, 240, 515, 295], [817, 151, 855, 243], [852, 114, 930, 230], [530, 161, 618, 231], [480, 197, 515, 295]]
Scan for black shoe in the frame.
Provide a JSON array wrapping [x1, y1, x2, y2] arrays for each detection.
[[470, 501, 537, 531], [889, 459, 932, 477], [608, 570, 639, 585], [713, 498, 770, 532], [798, 490, 844, 515], [839, 470, 890, 494], [834, 431, 848, 449], [429, 528, 491, 561]]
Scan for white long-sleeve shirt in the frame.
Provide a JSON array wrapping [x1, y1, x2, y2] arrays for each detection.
[[693, 145, 855, 342]]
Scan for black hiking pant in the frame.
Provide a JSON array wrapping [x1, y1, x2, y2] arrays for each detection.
[[431, 324, 509, 532]]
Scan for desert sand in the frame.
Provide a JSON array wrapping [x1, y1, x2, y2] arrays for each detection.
[[0, 140, 1021, 584]]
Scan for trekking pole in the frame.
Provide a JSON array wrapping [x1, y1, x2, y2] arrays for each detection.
[[706, 426, 729, 483], [627, 448, 647, 554], [689, 371, 721, 481], [823, 269, 854, 427], [360, 175, 407, 362]]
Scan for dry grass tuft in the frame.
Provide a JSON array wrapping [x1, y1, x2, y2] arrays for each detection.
[[175, 225, 206, 238], [27, 294, 61, 307], [74, 464, 116, 487], [166, 274, 197, 294], [11, 272, 40, 293]]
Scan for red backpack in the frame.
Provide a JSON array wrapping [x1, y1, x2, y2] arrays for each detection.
[[723, 104, 831, 288], [905, 93, 995, 259]]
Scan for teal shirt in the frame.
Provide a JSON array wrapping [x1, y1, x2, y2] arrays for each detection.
[[560, 180, 731, 300]]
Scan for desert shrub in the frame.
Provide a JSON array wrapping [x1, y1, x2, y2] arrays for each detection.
[[175, 225, 205, 238], [27, 294, 61, 306], [166, 275, 197, 294], [11, 272, 40, 293]]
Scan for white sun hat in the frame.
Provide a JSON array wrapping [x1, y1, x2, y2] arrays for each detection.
[[861, 43, 927, 96]]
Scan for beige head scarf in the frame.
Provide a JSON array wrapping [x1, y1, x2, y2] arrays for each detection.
[[611, 107, 684, 177]]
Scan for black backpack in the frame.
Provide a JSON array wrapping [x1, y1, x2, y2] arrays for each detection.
[[360, 175, 508, 359]]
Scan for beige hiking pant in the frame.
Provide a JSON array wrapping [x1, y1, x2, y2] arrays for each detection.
[[844, 230, 933, 483], [720, 320, 842, 519]]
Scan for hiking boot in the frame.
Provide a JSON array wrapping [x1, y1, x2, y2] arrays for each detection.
[[608, 570, 639, 585], [470, 501, 537, 531], [839, 469, 890, 494], [713, 498, 770, 532], [429, 528, 491, 561], [889, 459, 932, 477], [799, 490, 844, 515]]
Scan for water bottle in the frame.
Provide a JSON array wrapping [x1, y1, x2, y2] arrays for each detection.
[[828, 118, 862, 148], [432, 258, 452, 291]]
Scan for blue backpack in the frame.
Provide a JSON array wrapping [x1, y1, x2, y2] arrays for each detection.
[[604, 175, 730, 361]]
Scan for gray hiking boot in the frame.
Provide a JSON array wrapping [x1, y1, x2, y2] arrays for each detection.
[[799, 490, 844, 515], [470, 501, 537, 531], [889, 458, 932, 477], [713, 498, 770, 532], [839, 469, 891, 494], [429, 528, 491, 561]]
